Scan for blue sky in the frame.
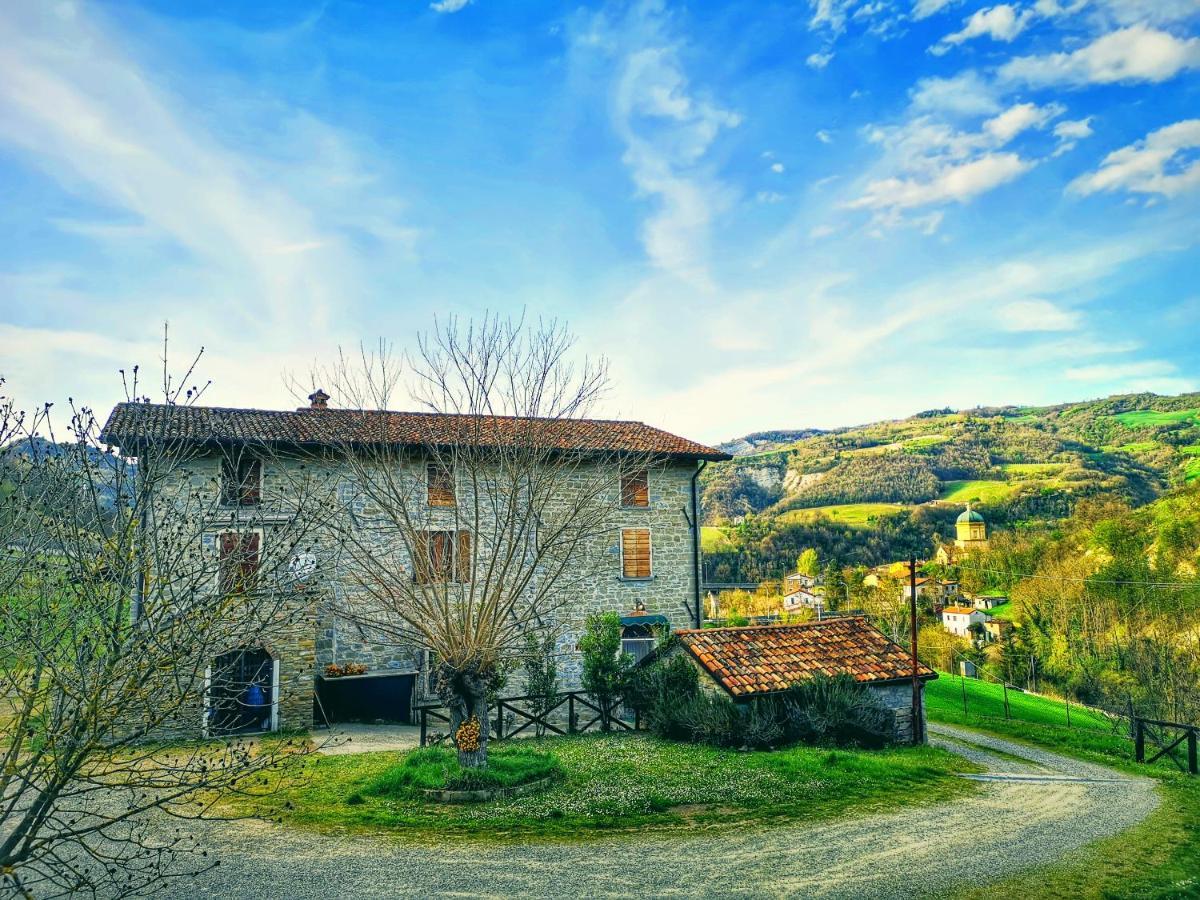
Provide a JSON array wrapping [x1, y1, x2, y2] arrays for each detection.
[[0, 0, 1197, 442]]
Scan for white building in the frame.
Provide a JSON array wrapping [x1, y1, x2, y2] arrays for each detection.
[[941, 605, 989, 638]]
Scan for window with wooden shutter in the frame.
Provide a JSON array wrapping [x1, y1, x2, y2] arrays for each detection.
[[218, 532, 261, 595], [455, 530, 472, 583], [414, 530, 472, 583], [221, 456, 262, 506], [427, 462, 455, 507], [621, 528, 651, 579], [620, 467, 649, 508]]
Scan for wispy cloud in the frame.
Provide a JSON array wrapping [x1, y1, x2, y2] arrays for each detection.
[[1000, 25, 1200, 87], [1068, 119, 1200, 199]]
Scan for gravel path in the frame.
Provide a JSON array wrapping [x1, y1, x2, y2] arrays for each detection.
[[161, 723, 1158, 899]]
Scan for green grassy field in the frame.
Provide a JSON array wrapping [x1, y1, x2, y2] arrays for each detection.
[[926, 673, 1112, 731], [226, 733, 977, 839], [983, 600, 1016, 621], [1112, 408, 1200, 428], [1000, 462, 1066, 476], [777, 503, 908, 527], [700, 526, 735, 553], [938, 480, 1017, 503]]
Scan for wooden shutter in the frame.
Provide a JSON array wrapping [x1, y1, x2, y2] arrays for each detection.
[[218, 532, 239, 594], [427, 463, 456, 507], [456, 530, 472, 583], [413, 532, 431, 583], [241, 459, 262, 506], [620, 468, 649, 508], [621, 528, 651, 578], [240, 532, 261, 590]]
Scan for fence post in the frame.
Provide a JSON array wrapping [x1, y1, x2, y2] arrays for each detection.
[[1135, 718, 1145, 763], [495, 703, 505, 741], [568, 694, 576, 734], [1065, 694, 1071, 729], [420, 707, 427, 748], [961, 672, 968, 716], [1189, 728, 1197, 776], [1002, 681, 1010, 720]]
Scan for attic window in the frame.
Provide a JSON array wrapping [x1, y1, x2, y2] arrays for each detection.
[[620, 468, 649, 508], [221, 456, 262, 506], [427, 462, 455, 507]]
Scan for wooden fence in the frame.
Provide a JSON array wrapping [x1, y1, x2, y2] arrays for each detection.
[[416, 691, 636, 747], [1134, 717, 1198, 775]]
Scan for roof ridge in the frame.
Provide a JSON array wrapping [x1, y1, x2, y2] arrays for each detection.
[[112, 401, 650, 428], [676, 617, 862, 636]]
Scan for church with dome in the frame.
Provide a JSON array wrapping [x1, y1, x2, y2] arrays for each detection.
[[935, 503, 989, 565]]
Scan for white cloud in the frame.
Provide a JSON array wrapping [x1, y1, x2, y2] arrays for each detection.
[[756, 191, 784, 203], [807, 51, 835, 68], [430, 0, 471, 12], [1052, 116, 1094, 154], [771, 162, 785, 173], [849, 152, 1031, 211], [1000, 26, 1200, 87], [0, 2, 419, 417], [1065, 360, 1179, 381], [984, 102, 1063, 142], [909, 71, 1001, 117], [1068, 118, 1200, 198], [579, 4, 740, 286], [816, 129, 833, 144], [997, 299, 1082, 331], [913, 0, 960, 19], [932, 5, 1033, 54]]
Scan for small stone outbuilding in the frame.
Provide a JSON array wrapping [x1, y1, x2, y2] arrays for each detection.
[[664, 617, 936, 743]]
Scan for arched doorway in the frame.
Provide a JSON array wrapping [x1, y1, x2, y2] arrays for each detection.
[[207, 646, 277, 736]]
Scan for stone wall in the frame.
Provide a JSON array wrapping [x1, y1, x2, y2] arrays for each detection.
[[148, 449, 703, 732]]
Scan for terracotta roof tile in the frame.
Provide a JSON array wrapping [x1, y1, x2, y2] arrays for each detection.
[[99, 402, 730, 461], [676, 618, 936, 698]]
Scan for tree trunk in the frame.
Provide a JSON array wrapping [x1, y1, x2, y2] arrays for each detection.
[[443, 672, 490, 769]]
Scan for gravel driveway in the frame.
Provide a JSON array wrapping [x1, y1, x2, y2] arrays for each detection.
[[162, 723, 1158, 899]]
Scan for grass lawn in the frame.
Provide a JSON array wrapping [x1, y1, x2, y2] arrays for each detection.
[[777, 503, 908, 527], [225, 733, 978, 840], [929, 710, 1200, 899], [701, 525, 735, 553], [926, 672, 1113, 731], [1184, 456, 1200, 483], [1000, 462, 1066, 476], [1112, 409, 1200, 429], [984, 600, 1016, 621], [939, 480, 1016, 503]]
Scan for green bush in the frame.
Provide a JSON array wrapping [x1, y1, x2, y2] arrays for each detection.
[[362, 746, 561, 798], [625, 652, 700, 740], [579, 611, 634, 730], [781, 674, 892, 748]]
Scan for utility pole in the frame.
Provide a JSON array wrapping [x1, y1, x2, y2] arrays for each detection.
[[909, 555, 923, 743]]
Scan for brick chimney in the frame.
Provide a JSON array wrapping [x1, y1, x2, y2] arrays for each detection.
[[307, 389, 330, 410]]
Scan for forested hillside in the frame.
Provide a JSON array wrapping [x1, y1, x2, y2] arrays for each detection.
[[954, 485, 1200, 724], [701, 391, 1200, 581]]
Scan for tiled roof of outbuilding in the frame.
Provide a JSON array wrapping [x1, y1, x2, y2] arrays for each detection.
[[99, 402, 730, 461], [676, 618, 936, 697]]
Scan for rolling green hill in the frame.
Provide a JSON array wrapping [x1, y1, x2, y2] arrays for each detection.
[[699, 391, 1200, 582]]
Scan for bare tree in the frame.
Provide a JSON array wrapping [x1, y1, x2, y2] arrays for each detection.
[[312, 316, 654, 768], [0, 348, 337, 898]]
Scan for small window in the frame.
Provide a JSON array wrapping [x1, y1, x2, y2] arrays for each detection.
[[621, 528, 652, 579], [414, 530, 471, 583], [218, 532, 261, 595], [620, 467, 649, 508], [221, 456, 262, 506], [621, 624, 656, 664], [427, 462, 456, 507]]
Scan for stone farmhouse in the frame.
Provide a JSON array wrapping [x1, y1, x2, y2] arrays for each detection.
[[100, 396, 729, 737], [658, 618, 936, 743]]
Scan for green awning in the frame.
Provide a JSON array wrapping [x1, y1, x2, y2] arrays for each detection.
[[619, 613, 670, 627]]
